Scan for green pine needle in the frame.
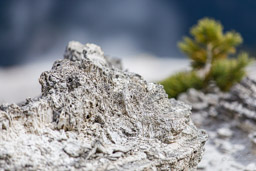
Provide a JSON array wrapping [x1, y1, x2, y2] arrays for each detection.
[[159, 71, 204, 98], [160, 18, 253, 98]]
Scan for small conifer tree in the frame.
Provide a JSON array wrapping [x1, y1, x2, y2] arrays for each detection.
[[160, 18, 252, 98]]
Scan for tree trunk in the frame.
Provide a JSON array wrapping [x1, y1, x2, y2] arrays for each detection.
[[198, 44, 213, 78]]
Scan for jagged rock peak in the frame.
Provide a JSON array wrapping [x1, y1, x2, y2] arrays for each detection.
[[0, 41, 207, 170]]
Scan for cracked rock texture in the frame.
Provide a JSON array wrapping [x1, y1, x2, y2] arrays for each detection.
[[0, 41, 207, 170]]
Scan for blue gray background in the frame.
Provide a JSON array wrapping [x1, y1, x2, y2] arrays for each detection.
[[0, 0, 256, 66]]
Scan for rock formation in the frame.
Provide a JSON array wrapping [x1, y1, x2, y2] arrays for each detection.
[[179, 77, 256, 133], [178, 77, 256, 170], [0, 41, 207, 170]]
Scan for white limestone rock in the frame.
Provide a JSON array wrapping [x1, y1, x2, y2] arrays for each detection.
[[0, 41, 207, 170]]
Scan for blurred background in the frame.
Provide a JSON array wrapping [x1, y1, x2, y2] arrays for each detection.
[[1, 0, 256, 102], [1, 0, 256, 66]]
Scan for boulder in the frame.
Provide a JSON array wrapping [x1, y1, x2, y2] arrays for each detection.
[[0, 41, 207, 170]]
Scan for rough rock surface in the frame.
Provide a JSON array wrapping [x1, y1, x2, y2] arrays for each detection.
[[178, 77, 256, 170], [0, 41, 207, 170], [179, 77, 256, 133]]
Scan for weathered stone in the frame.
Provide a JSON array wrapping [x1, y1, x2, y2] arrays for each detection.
[[220, 77, 256, 132], [179, 77, 256, 133], [0, 41, 207, 170], [178, 74, 256, 170]]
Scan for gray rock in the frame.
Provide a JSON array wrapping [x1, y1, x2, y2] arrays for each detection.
[[219, 77, 256, 132], [178, 77, 256, 133], [0, 41, 207, 170], [178, 73, 256, 170]]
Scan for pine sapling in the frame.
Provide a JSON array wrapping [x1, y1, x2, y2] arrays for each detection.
[[160, 18, 253, 98]]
